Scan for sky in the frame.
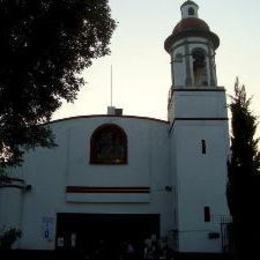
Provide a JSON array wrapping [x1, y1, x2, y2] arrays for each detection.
[[52, 0, 260, 132]]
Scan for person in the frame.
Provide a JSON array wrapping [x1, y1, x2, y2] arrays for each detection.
[[93, 240, 106, 260], [126, 240, 135, 260], [144, 243, 153, 260], [164, 245, 175, 260], [151, 240, 160, 260], [144, 237, 156, 260]]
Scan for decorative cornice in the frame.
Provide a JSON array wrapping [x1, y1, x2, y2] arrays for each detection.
[[174, 118, 228, 121], [169, 117, 229, 133], [172, 88, 225, 92]]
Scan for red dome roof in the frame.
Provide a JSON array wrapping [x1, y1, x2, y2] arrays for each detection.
[[172, 17, 210, 36], [164, 17, 219, 53]]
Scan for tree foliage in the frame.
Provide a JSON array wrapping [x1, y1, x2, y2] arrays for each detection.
[[0, 227, 22, 249], [0, 0, 116, 167], [227, 77, 260, 257]]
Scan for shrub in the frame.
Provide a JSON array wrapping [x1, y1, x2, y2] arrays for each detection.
[[0, 227, 22, 249]]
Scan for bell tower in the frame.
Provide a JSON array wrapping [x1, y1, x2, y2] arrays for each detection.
[[166, 1, 230, 253], [165, 0, 219, 94]]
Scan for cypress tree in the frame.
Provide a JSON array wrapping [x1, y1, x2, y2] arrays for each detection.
[[227, 78, 260, 258]]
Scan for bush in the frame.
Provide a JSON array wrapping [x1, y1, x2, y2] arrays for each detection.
[[0, 227, 22, 249]]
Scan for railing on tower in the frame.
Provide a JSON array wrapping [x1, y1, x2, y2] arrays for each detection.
[[211, 214, 232, 253], [220, 215, 233, 253]]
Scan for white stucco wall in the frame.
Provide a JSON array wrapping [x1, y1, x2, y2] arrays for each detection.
[[0, 188, 23, 231], [12, 116, 173, 250], [167, 79, 230, 252], [0, 109, 230, 254], [172, 119, 229, 253], [171, 89, 227, 119]]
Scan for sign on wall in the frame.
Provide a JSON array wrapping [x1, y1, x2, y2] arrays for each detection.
[[42, 217, 54, 241]]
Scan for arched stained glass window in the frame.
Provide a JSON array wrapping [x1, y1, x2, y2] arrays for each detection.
[[90, 124, 127, 164]]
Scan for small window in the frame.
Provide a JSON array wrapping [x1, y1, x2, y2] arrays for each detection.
[[201, 139, 206, 154], [204, 206, 211, 222], [90, 124, 127, 164], [188, 7, 195, 16]]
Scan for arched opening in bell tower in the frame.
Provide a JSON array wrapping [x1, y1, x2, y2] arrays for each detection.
[[192, 48, 208, 86], [188, 7, 195, 16]]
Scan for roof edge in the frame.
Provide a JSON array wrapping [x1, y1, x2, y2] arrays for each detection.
[[49, 115, 169, 125]]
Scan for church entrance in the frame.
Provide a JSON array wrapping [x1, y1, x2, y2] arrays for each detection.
[[55, 213, 160, 258]]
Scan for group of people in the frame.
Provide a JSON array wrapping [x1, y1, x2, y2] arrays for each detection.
[[86, 239, 137, 260], [83, 236, 175, 260], [121, 238, 174, 260], [143, 236, 175, 260]]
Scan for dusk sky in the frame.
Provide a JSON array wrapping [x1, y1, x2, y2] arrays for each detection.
[[53, 0, 260, 132]]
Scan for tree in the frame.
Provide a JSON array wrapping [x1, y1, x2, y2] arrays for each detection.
[[0, 0, 116, 167], [227, 78, 260, 258], [0, 227, 22, 250]]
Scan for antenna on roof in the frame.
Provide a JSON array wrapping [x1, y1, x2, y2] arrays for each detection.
[[107, 64, 123, 116], [110, 65, 113, 107]]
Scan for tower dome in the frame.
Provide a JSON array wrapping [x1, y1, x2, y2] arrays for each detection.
[[173, 18, 210, 35], [165, 2, 219, 53]]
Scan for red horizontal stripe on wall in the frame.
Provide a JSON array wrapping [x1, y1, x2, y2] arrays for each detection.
[[66, 186, 150, 194]]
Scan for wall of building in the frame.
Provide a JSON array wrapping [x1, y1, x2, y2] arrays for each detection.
[[0, 187, 23, 233], [0, 166, 26, 248], [171, 89, 227, 119], [13, 116, 173, 250], [172, 120, 229, 253], [167, 79, 230, 252]]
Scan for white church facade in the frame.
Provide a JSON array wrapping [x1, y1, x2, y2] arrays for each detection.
[[0, 1, 230, 256]]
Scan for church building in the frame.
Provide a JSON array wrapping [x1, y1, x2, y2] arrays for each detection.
[[0, 1, 230, 256]]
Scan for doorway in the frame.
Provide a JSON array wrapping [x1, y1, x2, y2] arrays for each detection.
[[56, 213, 160, 258]]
